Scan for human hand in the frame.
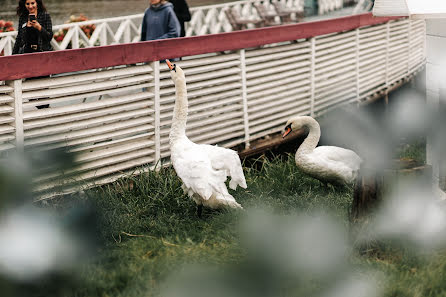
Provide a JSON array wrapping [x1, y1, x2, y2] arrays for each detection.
[[31, 20, 42, 31], [28, 15, 42, 30]]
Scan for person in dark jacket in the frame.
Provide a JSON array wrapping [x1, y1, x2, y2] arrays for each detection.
[[141, 0, 181, 41], [12, 0, 53, 54], [169, 0, 191, 37], [13, 0, 53, 109]]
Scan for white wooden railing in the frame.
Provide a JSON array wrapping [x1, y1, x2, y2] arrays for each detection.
[[0, 0, 347, 56], [0, 15, 426, 199]]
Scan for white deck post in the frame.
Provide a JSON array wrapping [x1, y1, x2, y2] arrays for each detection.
[[355, 28, 360, 103], [72, 26, 80, 49], [384, 21, 390, 104], [153, 61, 161, 169], [310, 37, 316, 116], [239, 49, 250, 149], [8, 79, 24, 152]]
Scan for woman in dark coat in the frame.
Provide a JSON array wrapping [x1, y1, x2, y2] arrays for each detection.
[[12, 0, 53, 54], [169, 0, 191, 37]]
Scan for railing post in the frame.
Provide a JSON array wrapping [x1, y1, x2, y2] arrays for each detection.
[[152, 61, 161, 169], [310, 37, 315, 117], [124, 20, 131, 43], [100, 24, 108, 46], [355, 27, 360, 103], [239, 49, 250, 149], [384, 21, 390, 105], [407, 20, 411, 76], [8, 79, 24, 152], [72, 26, 80, 49], [385, 22, 390, 87]]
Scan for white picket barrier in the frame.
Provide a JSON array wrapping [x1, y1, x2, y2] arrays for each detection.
[[0, 16, 426, 199]]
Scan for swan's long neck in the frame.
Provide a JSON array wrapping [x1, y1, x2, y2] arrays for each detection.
[[169, 76, 188, 142], [297, 117, 321, 155]]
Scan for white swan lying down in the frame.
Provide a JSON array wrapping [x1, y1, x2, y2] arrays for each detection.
[[282, 115, 362, 185], [166, 60, 246, 216]]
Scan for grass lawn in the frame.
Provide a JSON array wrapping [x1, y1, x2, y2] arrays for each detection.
[[16, 137, 446, 297]]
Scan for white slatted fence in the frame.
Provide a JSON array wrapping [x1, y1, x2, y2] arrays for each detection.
[[2, 17, 426, 199]]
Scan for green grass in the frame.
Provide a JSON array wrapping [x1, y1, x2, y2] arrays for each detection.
[[22, 150, 446, 297]]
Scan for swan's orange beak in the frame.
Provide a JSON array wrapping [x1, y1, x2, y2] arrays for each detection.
[[282, 127, 292, 138], [166, 59, 175, 71]]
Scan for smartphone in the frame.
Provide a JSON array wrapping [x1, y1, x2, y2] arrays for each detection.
[[29, 14, 36, 22]]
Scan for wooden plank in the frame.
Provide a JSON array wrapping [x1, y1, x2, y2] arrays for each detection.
[[24, 117, 154, 146], [160, 104, 241, 125], [34, 152, 155, 189], [248, 84, 310, 106], [0, 115, 15, 125], [246, 48, 311, 65], [70, 132, 154, 153], [246, 60, 311, 77], [24, 101, 153, 130], [0, 85, 14, 93], [23, 84, 154, 112], [0, 105, 14, 115], [0, 95, 14, 104], [160, 89, 242, 108], [25, 109, 153, 138], [39, 125, 154, 150], [21, 74, 153, 100], [22, 65, 154, 91], [24, 91, 154, 120]]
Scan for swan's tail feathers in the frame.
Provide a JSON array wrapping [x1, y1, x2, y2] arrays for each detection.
[[226, 151, 247, 190], [204, 145, 248, 190], [229, 176, 247, 190]]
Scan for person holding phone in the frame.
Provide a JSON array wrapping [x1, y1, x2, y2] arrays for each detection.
[[12, 0, 53, 55]]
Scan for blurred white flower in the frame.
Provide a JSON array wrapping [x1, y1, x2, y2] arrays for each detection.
[[373, 181, 446, 248], [241, 211, 349, 277], [322, 274, 382, 297], [0, 206, 78, 282]]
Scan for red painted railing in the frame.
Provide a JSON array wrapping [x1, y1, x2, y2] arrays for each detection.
[[0, 13, 401, 81]]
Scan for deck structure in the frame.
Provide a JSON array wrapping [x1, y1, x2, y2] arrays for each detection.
[[0, 13, 425, 199]]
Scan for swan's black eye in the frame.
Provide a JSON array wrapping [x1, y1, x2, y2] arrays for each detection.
[[285, 124, 292, 131], [173, 64, 177, 72]]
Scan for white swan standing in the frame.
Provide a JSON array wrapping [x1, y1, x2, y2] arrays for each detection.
[[166, 60, 246, 217], [282, 116, 362, 185]]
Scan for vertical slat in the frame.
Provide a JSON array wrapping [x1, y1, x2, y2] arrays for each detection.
[[153, 61, 161, 167], [100, 25, 107, 46], [407, 20, 411, 75], [355, 28, 360, 102], [310, 37, 316, 117], [239, 49, 250, 149], [72, 26, 80, 49], [10, 79, 23, 151]]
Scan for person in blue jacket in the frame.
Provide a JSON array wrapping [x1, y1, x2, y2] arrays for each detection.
[[141, 0, 181, 41]]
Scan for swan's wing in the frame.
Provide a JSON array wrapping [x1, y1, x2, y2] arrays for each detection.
[[202, 144, 247, 190], [313, 146, 362, 171], [171, 144, 227, 201]]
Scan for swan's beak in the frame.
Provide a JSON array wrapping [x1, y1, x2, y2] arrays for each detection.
[[166, 59, 176, 72], [282, 127, 292, 138]]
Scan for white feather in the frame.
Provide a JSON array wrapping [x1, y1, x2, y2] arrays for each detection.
[[168, 63, 246, 210]]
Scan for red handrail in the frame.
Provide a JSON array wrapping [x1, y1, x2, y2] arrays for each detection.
[[0, 13, 401, 81]]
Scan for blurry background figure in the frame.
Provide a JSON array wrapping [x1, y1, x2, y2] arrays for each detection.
[[141, 0, 180, 41], [12, 0, 53, 109], [169, 0, 191, 37]]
